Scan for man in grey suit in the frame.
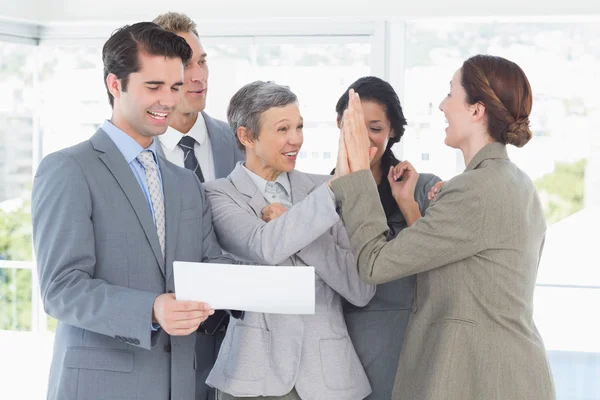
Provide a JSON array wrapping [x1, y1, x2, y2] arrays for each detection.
[[32, 22, 234, 400], [152, 12, 245, 400]]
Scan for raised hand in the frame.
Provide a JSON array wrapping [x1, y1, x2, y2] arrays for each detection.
[[388, 161, 420, 204], [342, 89, 377, 172]]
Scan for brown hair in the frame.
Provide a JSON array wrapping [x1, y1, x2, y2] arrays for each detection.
[[461, 55, 533, 147], [153, 12, 199, 38]]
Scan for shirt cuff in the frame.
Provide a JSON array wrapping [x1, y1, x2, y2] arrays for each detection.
[[327, 184, 337, 202]]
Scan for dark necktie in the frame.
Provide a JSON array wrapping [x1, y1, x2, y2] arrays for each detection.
[[177, 136, 231, 334], [177, 135, 205, 183]]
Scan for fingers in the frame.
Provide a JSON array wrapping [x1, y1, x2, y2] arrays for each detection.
[[428, 181, 445, 200]]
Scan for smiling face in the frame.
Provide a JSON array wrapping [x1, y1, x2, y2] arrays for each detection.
[[243, 103, 304, 179], [438, 68, 480, 150], [176, 31, 209, 114], [109, 51, 184, 147]]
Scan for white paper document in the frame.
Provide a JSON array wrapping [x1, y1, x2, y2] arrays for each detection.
[[173, 262, 315, 314]]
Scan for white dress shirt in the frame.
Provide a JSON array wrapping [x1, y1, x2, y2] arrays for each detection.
[[158, 113, 216, 182]]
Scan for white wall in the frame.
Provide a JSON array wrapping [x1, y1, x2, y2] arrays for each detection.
[[2, 0, 600, 24], [1, 0, 37, 22]]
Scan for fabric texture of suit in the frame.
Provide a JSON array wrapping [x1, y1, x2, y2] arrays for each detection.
[[156, 112, 244, 400], [32, 129, 234, 400], [343, 172, 440, 400], [203, 163, 375, 400], [331, 142, 556, 400]]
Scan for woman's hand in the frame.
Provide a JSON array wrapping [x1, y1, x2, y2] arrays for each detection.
[[342, 89, 377, 173], [388, 161, 419, 204], [428, 181, 445, 201], [261, 203, 288, 222], [332, 123, 350, 180]]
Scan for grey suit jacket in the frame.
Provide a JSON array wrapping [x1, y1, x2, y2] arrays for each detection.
[[204, 164, 374, 400], [331, 143, 556, 400], [32, 129, 234, 400], [343, 173, 440, 400]]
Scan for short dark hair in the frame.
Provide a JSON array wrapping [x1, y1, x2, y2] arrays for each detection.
[[102, 21, 193, 107], [336, 76, 407, 168]]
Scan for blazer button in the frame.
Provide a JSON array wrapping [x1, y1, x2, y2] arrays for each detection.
[[132, 338, 140, 345], [164, 344, 171, 353]]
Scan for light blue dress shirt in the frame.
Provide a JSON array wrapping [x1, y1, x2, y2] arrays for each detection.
[[102, 120, 164, 223]]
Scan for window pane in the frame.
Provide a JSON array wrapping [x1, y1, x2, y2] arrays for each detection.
[[38, 45, 108, 157], [204, 39, 371, 174], [0, 42, 35, 264], [406, 20, 600, 399]]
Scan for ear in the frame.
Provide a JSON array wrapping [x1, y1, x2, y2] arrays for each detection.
[[106, 73, 122, 102], [389, 128, 396, 138], [237, 126, 255, 150], [471, 102, 486, 123]]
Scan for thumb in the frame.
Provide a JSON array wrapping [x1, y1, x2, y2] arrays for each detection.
[[368, 146, 377, 162]]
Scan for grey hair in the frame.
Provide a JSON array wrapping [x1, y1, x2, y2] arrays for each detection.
[[227, 81, 298, 151]]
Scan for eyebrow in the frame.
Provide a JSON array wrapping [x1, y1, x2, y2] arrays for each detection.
[[144, 81, 184, 86], [369, 120, 383, 123]]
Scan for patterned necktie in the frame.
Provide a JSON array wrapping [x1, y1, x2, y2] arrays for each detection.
[[137, 150, 166, 259], [265, 181, 293, 209], [177, 135, 205, 183]]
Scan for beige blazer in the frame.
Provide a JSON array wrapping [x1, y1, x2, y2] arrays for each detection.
[[331, 143, 556, 400]]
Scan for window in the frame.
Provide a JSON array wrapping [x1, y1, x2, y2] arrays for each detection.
[[405, 20, 600, 398], [204, 38, 371, 174], [0, 42, 36, 330]]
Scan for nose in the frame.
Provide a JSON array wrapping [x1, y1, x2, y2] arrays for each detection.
[[439, 98, 446, 112], [289, 127, 303, 146], [158, 88, 178, 109], [189, 62, 207, 83]]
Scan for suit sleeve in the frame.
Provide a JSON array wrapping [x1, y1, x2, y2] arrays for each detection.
[[205, 183, 340, 265], [296, 221, 375, 306], [32, 153, 160, 350], [330, 170, 486, 284]]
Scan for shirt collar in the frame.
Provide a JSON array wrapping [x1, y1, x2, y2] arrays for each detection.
[[102, 120, 158, 164], [159, 113, 207, 151], [241, 164, 291, 196]]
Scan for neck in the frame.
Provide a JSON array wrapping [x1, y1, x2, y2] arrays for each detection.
[[170, 111, 199, 134], [370, 161, 383, 185], [110, 115, 152, 149], [460, 133, 494, 167], [245, 153, 282, 181]]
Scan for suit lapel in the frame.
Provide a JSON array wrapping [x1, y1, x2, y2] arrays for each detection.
[[229, 163, 268, 217], [90, 129, 166, 277], [288, 170, 315, 205], [204, 112, 234, 179], [159, 157, 181, 285]]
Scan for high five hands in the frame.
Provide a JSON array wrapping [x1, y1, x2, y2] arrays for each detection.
[[332, 89, 377, 180]]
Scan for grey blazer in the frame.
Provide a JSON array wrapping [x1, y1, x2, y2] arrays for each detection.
[[343, 173, 440, 400], [331, 143, 556, 400], [32, 129, 234, 400], [204, 164, 375, 400]]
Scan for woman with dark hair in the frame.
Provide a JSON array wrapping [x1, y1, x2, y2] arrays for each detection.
[[333, 76, 440, 400], [330, 56, 556, 399]]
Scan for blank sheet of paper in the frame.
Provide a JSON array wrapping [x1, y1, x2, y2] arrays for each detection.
[[173, 262, 315, 314]]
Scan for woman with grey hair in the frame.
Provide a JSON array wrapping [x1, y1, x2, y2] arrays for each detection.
[[203, 81, 374, 400]]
